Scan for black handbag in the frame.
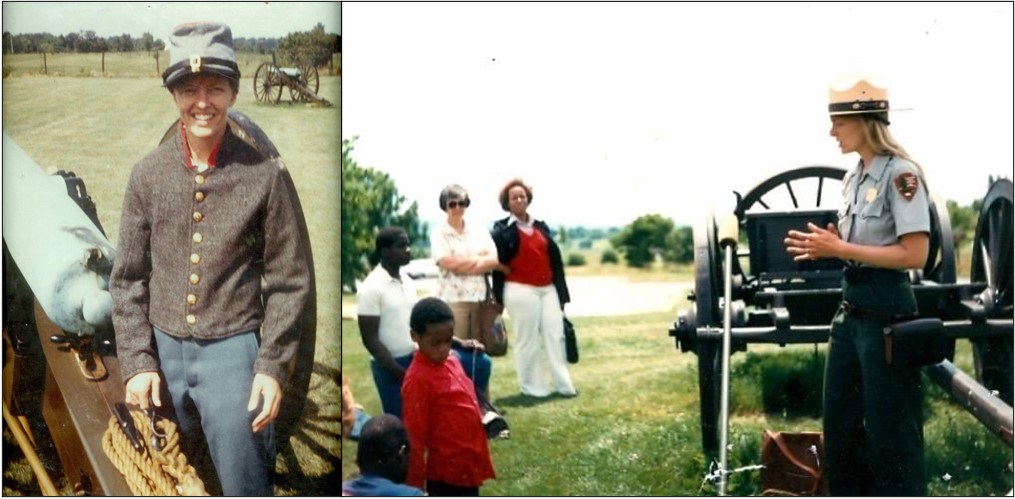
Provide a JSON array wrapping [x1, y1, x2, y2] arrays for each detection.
[[563, 316, 578, 364]]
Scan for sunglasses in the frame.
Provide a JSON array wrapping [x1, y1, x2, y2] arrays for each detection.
[[447, 199, 471, 209]]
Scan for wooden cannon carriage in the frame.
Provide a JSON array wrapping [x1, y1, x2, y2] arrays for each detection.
[[252, 54, 330, 106], [669, 166, 1014, 459]]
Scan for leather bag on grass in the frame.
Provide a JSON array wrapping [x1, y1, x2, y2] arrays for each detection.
[[760, 430, 827, 496]]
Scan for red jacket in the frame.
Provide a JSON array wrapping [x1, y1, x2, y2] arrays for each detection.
[[402, 351, 495, 489]]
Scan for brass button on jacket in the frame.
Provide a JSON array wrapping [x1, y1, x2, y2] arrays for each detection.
[[189, 273, 200, 285], [190, 253, 201, 264], [187, 294, 197, 305], [193, 233, 203, 243], [193, 212, 203, 223], [195, 174, 205, 185], [186, 314, 197, 325], [195, 192, 205, 202]]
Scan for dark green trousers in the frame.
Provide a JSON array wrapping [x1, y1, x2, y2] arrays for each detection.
[[823, 271, 927, 496]]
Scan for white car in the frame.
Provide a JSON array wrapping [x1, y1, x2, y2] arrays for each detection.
[[404, 258, 440, 279]]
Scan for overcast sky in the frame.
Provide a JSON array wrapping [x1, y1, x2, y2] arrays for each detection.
[[343, 2, 1013, 229], [2, 2, 341, 40]]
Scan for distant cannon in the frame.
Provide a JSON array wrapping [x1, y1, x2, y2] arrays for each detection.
[[669, 166, 1014, 458], [252, 53, 329, 106]]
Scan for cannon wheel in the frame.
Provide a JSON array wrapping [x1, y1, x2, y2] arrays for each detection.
[[691, 213, 723, 458], [970, 178, 1014, 405], [253, 62, 282, 104], [734, 165, 956, 284], [289, 64, 320, 102]]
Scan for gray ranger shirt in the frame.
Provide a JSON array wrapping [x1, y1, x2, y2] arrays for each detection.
[[838, 155, 930, 249]]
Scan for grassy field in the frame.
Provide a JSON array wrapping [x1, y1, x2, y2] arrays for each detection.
[[341, 294, 1013, 495], [2, 69, 340, 494]]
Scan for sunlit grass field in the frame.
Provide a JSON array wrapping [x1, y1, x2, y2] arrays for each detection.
[[2, 70, 340, 494], [341, 294, 1013, 495]]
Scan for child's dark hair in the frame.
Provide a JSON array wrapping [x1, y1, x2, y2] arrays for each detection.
[[410, 297, 454, 335], [356, 414, 409, 477]]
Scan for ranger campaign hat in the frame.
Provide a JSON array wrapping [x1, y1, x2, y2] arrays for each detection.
[[162, 22, 240, 88], [828, 78, 911, 116]]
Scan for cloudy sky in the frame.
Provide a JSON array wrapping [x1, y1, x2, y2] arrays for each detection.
[[2, 2, 341, 40], [342, 2, 1013, 229]]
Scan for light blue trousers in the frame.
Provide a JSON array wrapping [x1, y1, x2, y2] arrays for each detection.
[[154, 328, 275, 496]]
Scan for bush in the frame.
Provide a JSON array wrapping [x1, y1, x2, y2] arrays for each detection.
[[601, 249, 620, 264], [566, 253, 587, 266], [732, 347, 825, 418]]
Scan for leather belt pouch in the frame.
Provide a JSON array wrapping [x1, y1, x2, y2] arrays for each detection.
[[883, 318, 952, 367]]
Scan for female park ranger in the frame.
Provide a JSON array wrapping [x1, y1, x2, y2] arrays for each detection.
[[784, 78, 930, 495]]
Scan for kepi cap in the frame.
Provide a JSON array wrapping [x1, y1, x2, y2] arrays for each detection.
[[162, 22, 240, 88]]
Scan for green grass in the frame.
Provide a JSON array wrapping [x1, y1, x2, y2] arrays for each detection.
[[341, 300, 1013, 495], [2, 72, 340, 494]]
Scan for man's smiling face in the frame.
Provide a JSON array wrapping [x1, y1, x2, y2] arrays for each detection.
[[171, 73, 237, 141]]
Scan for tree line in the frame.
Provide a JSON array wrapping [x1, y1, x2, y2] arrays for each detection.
[[3, 30, 167, 54], [2, 26, 339, 60]]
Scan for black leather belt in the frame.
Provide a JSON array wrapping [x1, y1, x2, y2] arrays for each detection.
[[842, 265, 907, 285], [841, 300, 916, 324]]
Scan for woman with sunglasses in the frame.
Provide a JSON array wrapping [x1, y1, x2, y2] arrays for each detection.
[[491, 178, 577, 398], [429, 184, 506, 359]]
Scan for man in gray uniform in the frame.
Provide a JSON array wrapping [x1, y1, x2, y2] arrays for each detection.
[[111, 22, 312, 495]]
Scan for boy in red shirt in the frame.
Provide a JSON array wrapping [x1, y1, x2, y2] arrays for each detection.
[[402, 297, 496, 496]]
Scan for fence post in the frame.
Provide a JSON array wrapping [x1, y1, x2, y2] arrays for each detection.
[[102, 52, 105, 75], [43, 52, 47, 75], [155, 51, 159, 76]]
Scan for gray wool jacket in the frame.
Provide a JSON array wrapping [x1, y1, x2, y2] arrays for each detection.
[[111, 126, 312, 386]]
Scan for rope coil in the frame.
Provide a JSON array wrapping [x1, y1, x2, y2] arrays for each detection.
[[101, 408, 208, 496]]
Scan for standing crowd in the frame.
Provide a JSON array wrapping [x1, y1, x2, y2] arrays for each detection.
[[344, 179, 576, 496]]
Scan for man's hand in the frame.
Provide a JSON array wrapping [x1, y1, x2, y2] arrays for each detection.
[[125, 372, 161, 410], [458, 338, 485, 352], [248, 373, 282, 433]]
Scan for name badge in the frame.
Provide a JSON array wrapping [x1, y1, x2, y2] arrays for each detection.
[[865, 187, 878, 203]]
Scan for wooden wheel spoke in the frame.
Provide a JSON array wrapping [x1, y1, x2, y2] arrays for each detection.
[[785, 181, 798, 208]]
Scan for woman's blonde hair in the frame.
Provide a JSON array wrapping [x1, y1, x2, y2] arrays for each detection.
[[859, 113, 928, 184]]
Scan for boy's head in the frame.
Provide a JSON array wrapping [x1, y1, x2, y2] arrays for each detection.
[[409, 297, 455, 364], [356, 414, 410, 483]]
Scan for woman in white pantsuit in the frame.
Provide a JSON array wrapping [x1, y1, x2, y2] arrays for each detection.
[[491, 179, 577, 398]]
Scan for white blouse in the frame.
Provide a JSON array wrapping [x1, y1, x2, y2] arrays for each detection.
[[430, 220, 497, 303]]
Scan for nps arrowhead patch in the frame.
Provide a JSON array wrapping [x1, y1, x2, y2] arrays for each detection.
[[894, 172, 919, 201]]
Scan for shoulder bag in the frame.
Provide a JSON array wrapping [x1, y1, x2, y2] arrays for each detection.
[[478, 274, 508, 356]]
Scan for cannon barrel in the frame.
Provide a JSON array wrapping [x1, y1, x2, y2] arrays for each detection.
[[924, 360, 1014, 446], [2, 133, 115, 334]]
